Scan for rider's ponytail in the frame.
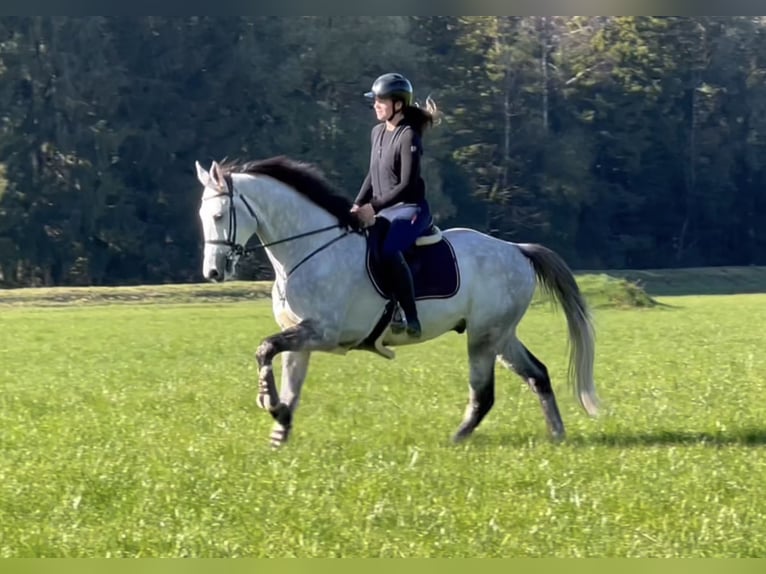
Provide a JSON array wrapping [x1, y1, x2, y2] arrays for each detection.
[[402, 96, 440, 136]]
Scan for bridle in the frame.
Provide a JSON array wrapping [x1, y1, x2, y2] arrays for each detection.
[[203, 174, 354, 277]]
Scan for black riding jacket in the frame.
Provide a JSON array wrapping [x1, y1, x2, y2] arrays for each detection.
[[354, 122, 426, 212]]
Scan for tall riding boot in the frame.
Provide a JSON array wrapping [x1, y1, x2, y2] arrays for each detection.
[[388, 251, 421, 338]]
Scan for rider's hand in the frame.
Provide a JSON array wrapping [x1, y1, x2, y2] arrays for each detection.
[[355, 203, 375, 227]]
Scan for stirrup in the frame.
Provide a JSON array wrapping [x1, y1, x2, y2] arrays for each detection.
[[390, 306, 406, 334]]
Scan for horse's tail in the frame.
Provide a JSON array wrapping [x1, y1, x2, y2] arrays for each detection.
[[516, 243, 599, 416]]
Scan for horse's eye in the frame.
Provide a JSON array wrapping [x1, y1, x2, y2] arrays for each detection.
[[213, 213, 224, 221]]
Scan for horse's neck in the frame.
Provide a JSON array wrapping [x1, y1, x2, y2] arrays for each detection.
[[236, 173, 340, 274]]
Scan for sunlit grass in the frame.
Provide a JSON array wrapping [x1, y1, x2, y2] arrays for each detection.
[[1, 293, 765, 557]]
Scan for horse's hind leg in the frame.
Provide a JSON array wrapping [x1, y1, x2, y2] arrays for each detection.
[[500, 336, 565, 441], [453, 334, 497, 443]]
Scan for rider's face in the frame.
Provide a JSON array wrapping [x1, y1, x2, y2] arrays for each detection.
[[374, 97, 401, 122]]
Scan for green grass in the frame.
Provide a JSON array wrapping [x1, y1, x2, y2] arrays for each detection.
[[1, 285, 765, 557]]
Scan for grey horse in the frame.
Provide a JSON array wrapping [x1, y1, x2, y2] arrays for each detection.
[[196, 157, 598, 448]]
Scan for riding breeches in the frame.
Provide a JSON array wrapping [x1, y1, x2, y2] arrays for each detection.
[[376, 201, 432, 259]]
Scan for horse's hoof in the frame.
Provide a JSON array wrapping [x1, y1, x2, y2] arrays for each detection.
[[452, 428, 472, 443], [550, 431, 566, 444], [270, 425, 290, 449]]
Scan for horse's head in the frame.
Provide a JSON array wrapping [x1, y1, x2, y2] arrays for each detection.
[[196, 160, 257, 282]]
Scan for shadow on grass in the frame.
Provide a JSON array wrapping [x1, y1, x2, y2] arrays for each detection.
[[469, 427, 766, 448]]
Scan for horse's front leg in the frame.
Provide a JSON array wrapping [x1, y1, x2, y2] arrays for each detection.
[[255, 320, 324, 447], [266, 350, 311, 447]]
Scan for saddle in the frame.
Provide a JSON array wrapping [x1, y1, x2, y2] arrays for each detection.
[[356, 220, 461, 358]]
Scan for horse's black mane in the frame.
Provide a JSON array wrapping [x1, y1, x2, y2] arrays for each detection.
[[221, 156, 358, 229]]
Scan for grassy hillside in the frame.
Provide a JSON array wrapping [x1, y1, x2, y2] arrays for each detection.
[[2, 266, 766, 309], [0, 281, 273, 307], [590, 266, 766, 297]]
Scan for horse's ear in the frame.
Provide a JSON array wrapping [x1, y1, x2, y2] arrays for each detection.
[[195, 161, 212, 187], [210, 161, 226, 190]]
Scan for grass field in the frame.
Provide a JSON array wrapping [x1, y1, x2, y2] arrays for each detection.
[[1, 269, 765, 557]]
